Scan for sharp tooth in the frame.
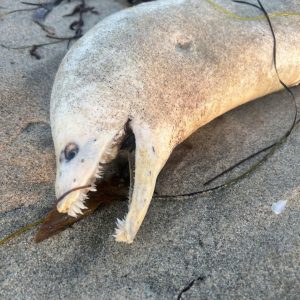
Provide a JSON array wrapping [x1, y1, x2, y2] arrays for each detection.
[[113, 228, 121, 238], [75, 201, 88, 210], [78, 193, 85, 200], [116, 218, 124, 228], [89, 187, 97, 192], [68, 209, 78, 218], [72, 205, 83, 215]]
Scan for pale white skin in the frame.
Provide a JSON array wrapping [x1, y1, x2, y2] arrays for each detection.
[[50, 0, 300, 243]]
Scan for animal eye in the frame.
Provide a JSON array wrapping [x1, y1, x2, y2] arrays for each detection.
[[64, 143, 79, 161]]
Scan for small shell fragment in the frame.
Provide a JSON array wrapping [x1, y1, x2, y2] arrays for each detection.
[[271, 200, 287, 215]]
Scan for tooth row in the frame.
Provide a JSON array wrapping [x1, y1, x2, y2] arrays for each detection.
[[94, 164, 104, 180], [116, 218, 125, 229], [113, 218, 126, 238], [67, 158, 110, 218], [67, 192, 88, 218], [89, 185, 97, 192]]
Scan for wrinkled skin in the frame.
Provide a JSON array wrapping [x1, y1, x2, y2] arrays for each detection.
[[50, 0, 300, 243]]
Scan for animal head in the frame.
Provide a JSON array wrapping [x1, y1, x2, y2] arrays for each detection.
[[50, 68, 129, 216], [52, 113, 123, 217]]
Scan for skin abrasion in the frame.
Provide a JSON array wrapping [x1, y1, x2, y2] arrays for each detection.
[[50, 0, 300, 243]]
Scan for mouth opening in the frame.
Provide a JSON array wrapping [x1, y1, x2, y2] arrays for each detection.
[[57, 122, 135, 217]]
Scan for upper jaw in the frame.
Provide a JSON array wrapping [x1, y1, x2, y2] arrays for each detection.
[[56, 162, 103, 217], [56, 188, 89, 216], [55, 129, 126, 217]]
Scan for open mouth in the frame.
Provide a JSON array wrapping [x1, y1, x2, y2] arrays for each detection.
[[37, 157, 130, 243], [57, 120, 135, 217], [57, 152, 131, 217]]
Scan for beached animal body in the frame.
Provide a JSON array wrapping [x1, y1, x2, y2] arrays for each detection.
[[50, 0, 300, 243]]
